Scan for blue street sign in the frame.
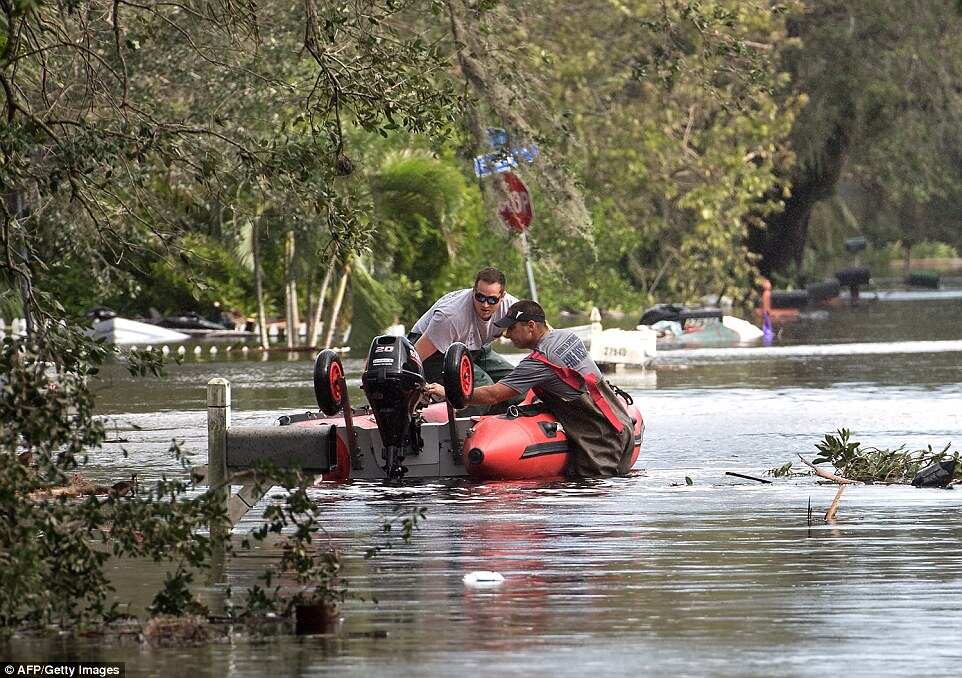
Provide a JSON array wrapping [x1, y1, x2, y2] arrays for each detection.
[[473, 144, 540, 178], [486, 127, 510, 149]]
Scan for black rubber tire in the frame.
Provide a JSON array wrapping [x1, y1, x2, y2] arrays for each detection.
[[313, 349, 346, 415], [442, 342, 474, 410]]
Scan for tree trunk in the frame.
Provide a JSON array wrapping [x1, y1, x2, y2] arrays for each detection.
[[304, 266, 315, 341], [323, 259, 352, 348], [750, 124, 851, 277], [284, 230, 297, 347], [251, 219, 269, 350], [308, 257, 336, 348], [5, 189, 34, 336]]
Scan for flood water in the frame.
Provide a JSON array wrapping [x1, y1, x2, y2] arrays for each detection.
[[7, 293, 962, 676]]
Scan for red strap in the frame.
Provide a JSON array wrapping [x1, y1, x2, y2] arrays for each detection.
[[527, 351, 625, 432]]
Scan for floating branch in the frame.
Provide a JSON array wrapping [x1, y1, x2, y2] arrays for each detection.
[[797, 454, 859, 485], [724, 471, 771, 484]]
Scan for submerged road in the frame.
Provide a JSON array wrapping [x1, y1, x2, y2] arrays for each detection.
[[8, 294, 962, 676]]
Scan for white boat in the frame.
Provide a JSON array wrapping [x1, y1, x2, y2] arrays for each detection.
[[566, 308, 658, 370], [589, 326, 658, 369], [90, 317, 190, 345]]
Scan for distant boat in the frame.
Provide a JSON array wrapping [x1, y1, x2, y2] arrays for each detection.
[[640, 304, 763, 349], [155, 311, 256, 338], [562, 308, 657, 370], [90, 317, 189, 345]]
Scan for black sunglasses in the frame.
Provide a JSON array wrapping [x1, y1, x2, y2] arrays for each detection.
[[473, 291, 502, 306]]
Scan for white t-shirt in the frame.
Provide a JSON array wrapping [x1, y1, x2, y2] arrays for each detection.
[[411, 288, 519, 352]]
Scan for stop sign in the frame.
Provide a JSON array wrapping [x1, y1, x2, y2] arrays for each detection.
[[497, 172, 533, 232]]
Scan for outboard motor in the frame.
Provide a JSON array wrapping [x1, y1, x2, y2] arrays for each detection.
[[361, 335, 425, 481]]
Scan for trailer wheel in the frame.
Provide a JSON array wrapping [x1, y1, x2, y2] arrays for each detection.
[[443, 342, 473, 410], [314, 349, 345, 415]]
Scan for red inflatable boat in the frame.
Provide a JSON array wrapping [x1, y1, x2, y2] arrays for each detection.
[[287, 336, 644, 482], [424, 402, 643, 480]]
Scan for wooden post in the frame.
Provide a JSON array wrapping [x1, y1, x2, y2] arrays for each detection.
[[207, 378, 231, 546]]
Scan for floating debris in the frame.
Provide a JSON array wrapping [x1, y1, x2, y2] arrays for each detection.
[[463, 571, 504, 588], [725, 471, 771, 484], [801, 429, 957, 485]]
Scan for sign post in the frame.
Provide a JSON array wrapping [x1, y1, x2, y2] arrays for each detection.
[[497, 172, 538, 303], [519, 231, 539, 304]]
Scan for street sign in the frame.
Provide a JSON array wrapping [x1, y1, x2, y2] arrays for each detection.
[[473, 144, 540, 177], [497, 172, 533, 233], [486, 127, 510, 149]]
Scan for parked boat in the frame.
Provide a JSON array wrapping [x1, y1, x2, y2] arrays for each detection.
[[90, 317, 189, 345], [151, 311, 256, 339], [563, 308, 657, 370], [639, 303, 763, 349]]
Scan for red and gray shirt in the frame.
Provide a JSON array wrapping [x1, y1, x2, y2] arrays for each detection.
[[502, 328, 629, 435], [500, 329, 601, 399]]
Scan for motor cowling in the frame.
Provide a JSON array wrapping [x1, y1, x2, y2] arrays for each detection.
[[361, 335, 425, 478]]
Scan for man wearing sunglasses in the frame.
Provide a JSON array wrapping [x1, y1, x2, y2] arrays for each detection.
[[424, 299, 636, 478], [407, 267, 519, 405]]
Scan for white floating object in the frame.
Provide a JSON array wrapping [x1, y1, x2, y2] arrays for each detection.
[[209, 346, 218, 355], [241, 346, 249, 354], [177, 345, 187, 355], [89, 318, 189, 345], [591, 326, 658, 368], [463, 571, 505, 588], [193, 346, 202, 356], [161, 345, 170, 355]]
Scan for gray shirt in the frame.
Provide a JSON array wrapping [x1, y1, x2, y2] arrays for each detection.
[[500, 329, 602, 399], [411, 288, 519, 352]]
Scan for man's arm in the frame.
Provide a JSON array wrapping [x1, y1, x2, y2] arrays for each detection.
[[423, 381, 517, 405], [413, 334, 438, 362], [465, 382, 518, 406]]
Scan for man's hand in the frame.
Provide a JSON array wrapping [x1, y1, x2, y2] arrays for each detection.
[[424, 382, 446, 402]]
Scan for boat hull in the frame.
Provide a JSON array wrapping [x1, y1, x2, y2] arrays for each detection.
[[462, 403, 644, 480], [656, 316, 762, 349], [90, 317, 189, 345]]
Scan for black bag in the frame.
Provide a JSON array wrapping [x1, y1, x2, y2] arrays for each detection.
[[911, 459, 957, 488]]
